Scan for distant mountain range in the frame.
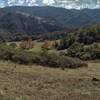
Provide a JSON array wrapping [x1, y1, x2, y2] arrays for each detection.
[[0, 6, 66, 41], [0, 6, 100, 41], [1, 0, 100, 9], [1, 6, 100, 27]]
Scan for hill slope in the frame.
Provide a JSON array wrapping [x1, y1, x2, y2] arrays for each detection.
[[0, 6, 100, 41], [0, 9, 64, 41], [1, 6, 100, 28]]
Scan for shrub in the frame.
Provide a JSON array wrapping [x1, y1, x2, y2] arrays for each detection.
[[12, 51, 34, 64], [67, 42, 100, 60], [9, 43, 17, 48], [38, 52, 87, 68], [0, 44, 87, 68], [67, 42, 84, 58], [0, 44, 15, 60]]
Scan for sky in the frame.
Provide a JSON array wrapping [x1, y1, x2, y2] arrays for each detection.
[[0, 0, 100, 9], [0, 0, 4, 7]]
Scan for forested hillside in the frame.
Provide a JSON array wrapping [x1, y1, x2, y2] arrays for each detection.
[[0, 6, 100, 41]]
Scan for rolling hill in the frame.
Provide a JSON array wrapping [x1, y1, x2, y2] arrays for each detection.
[[0, 8, 65, 41], [1, 6, 100, 28], [0, 6, 100, 41]]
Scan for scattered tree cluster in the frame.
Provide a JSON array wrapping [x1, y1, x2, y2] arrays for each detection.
[[0, 44, 87, 68], [67, 42, 100, 60], [77, 24, 100, 44]]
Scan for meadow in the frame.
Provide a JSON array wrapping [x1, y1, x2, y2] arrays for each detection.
[[0, 61, 99, 100], [0, 40, 98, 100]]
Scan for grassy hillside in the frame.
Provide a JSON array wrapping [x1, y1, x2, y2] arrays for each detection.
[[0, 61, 100, 100]]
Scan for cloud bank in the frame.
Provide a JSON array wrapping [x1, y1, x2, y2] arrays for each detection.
[[0, 0, 100, 9]]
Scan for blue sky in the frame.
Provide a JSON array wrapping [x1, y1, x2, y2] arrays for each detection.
[[0, 0, 2, 3], [0, 0, 4, 7]]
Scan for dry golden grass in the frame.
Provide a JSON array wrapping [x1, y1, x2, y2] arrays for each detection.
[[0, 61, 100, 100]]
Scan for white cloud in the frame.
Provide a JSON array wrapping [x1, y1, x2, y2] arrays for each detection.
[[1, 0, 100, 9], [43, 0, 55, 5]]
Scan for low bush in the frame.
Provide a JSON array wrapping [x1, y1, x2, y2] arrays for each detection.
[[0, 44, 15, 60], [9, 43, 17, 48], [67, 42, 100, 60], [12, 51, 34, 64], [0, 44, 87, 68], [37, 52, 87, 68]]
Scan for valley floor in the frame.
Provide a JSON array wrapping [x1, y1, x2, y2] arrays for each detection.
[[0, 61, 100, 100]]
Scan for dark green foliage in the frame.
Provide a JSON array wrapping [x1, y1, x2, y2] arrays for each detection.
[[12, 51, 34, 64], [56, 24, 100, 50], [56, 33, 76, 50], [0, 44, 87, 68], [9, 43, 17, 48], [67, 42, 84, 58], [67, 42, 100, 60], [0, 44, 15, 60], [57, 38, 68, 50], [77, 24, 100, 44], [37, 52, 87, 68]]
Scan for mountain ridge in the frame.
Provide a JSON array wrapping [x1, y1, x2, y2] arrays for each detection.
[[1, 6, 100, 28], [0, 6, 100, 41], [0, 8, 65, 41]]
